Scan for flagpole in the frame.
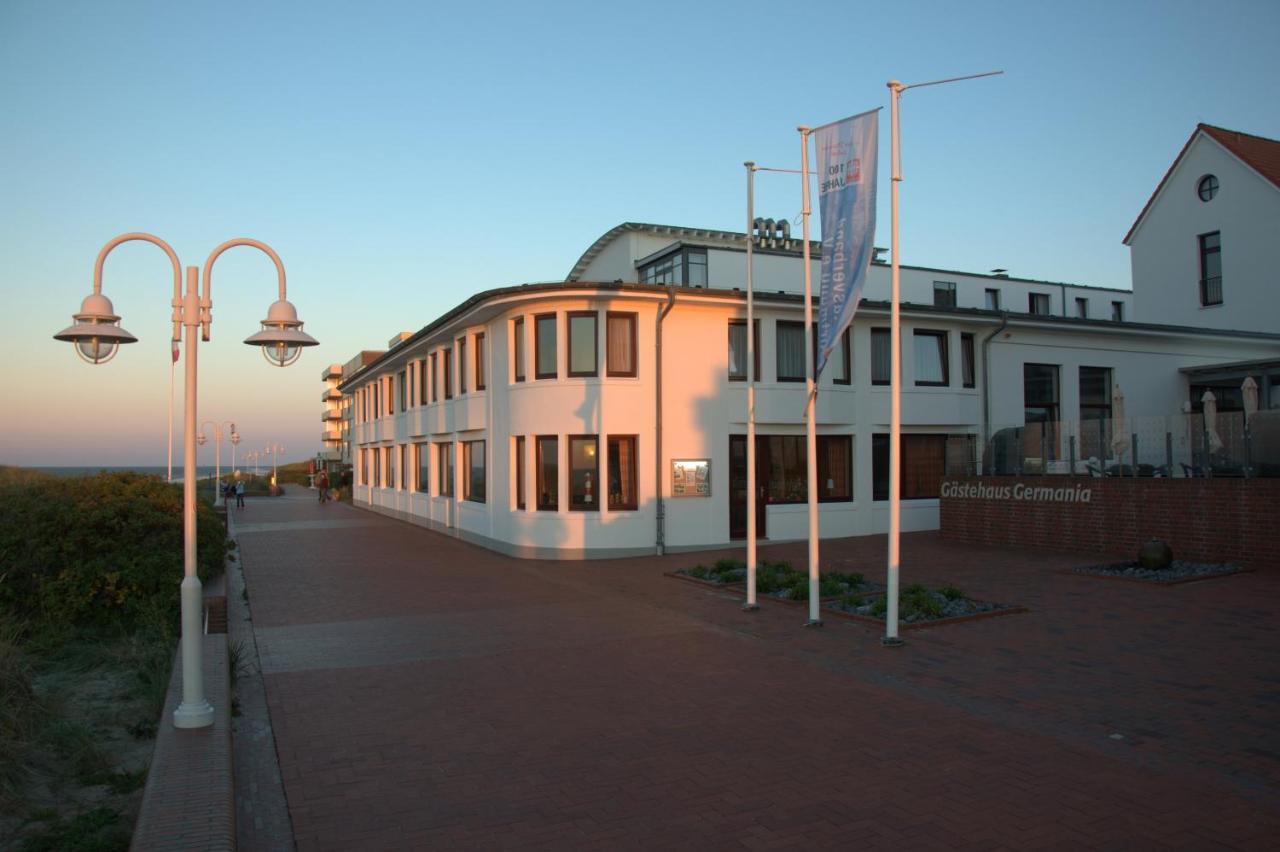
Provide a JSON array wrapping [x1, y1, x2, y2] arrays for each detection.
[[883, 69, 1002, 648], [798, 125, 821, 627], [884, 82, 905, 646], [744, 161, 759, 612]]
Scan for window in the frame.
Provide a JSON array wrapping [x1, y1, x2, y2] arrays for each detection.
[[437, 442, 454, 497], [872, 433, 947, 500], [569, 436, 599, 510], [458, 337, 467, 394], [443, 348, 453, 399], [1197, 174, 1219, 202], [933, 281, 956, 308], [913, 330, 949, 386], [535, 313, 557, 379], [1199, 231, 1222, 306], [761, 435, 852, 503], [606, 312, 637, 377], [360, 448, 368, 485], [871, 328, 891, 385], [475, 333, 485, 390], [1075, 297, 1088, 318], [832, 328, 851, 385], [372, 448, 380, 487], [985, 288, 1001, 311], [1029, 293, 1050, 315], [385, 446, 396, 489], [514, 436, 526, 510], [463, 440, 485, 503], [776, 321, 806, 382], [1023, 363, 1060, 461], [568, 312, 598, 377], [727, 320, 760, 382], [430, 353, 438, 401], [639, 247, 707, 286], [1079, 367, 1112, 460], [961, 333, 975, 388], [608, 435, 638, 510], [764, 436, 806, 504], [1111, 301, 1124, 321], [418, 360, 428, 407], [415, 443, 430, 493], [512, 317, 526, 382], [398, 445, 407, 490], [385, 377, 392, 414], [397, 371, 406, 411], [536, 436, 558, 510], [818, 436, 852, 501]]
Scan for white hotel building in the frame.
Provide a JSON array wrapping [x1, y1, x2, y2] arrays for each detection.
[[342, 124, 1280, 559]]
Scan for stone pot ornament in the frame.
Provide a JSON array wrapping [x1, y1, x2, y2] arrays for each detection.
[[1138, 539, 1173, 570]]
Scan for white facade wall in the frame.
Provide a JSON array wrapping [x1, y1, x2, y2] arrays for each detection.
[[345, 281, 1277, 559], [1128, 134, 1280, 332]]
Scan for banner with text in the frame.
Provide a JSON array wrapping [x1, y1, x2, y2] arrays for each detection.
[[816, 108, 879, 378]]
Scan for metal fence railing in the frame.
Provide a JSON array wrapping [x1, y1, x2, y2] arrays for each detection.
[[968, 409, 1279, 478]]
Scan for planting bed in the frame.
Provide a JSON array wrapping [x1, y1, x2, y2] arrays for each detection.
[[1067, 560, 1250, 585], [669, 560, 1024, 630]]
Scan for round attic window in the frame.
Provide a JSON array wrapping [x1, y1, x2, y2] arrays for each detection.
[[1197, 174, 1219, 202]]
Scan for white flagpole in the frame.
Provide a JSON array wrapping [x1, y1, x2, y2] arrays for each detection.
[[744, 161, 759, 611], [885, 82, 904, 646], [884, 70, 1002, 648], [798, 126, 821, 627]]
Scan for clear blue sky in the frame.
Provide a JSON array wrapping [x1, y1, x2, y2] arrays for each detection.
[[2, 0, 1277, 465]]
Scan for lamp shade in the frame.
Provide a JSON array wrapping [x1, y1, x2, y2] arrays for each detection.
[[53, 293, 137, 365], [244, 298, 318, 367]]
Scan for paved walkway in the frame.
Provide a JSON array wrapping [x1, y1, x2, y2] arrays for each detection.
[[234, 492, 1280, 850]]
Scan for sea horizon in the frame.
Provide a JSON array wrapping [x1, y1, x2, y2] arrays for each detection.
[[22, 465, 275, 479]]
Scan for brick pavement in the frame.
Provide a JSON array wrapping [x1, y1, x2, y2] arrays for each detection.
[[235, 491, 1280, 850]]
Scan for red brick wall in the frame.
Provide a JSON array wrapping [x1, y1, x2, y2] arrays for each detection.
[[940, 477, 1280, 570]]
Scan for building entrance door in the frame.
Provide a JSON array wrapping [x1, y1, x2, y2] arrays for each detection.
[[729, 435, 766, 540]]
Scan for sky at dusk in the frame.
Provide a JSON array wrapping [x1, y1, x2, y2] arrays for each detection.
[[2, 0, 1278, 466]]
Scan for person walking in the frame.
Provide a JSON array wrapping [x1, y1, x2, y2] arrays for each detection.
[[235, 479, 245, 509], [317, 469, 329, 504]]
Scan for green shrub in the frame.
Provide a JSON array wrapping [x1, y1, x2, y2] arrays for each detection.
[[939, 586, 964, 601], [0, 471, 225, 632], [685, 565, 710, 579], [0, 618, 39, 807]]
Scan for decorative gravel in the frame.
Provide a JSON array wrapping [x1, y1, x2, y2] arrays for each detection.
[[1072, 560, 1243, 583]]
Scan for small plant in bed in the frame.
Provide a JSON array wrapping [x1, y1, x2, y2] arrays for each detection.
[[832, 583, 1006, 623], [678, 560, 867, 599]]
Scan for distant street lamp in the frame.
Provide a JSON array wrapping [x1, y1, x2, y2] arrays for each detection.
[[230, 430, 242, 476], [197, 420, 237, 507], [54, 233, 318, 729], [265, 442, 285, 487]]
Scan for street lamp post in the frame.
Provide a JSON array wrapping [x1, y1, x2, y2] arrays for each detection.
[[230, 430, 241, 476], [265, 442, 284, 487], [54, 233, 318, 729], [197, 420, 237, 507]]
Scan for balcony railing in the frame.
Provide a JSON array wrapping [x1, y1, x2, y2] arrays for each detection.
[[1200, 276, 1222, 306]]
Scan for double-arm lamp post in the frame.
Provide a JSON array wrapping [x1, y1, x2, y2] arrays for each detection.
[[54, 233, 318, 729], [197, 420, 237, 507], [264, 442, 285, 487]]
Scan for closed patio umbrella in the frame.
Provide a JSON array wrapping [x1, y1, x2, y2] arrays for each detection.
[[1110, 384, 1129, 460], [1243, 377, 1259, 426], [1202, 390, 1225, 454]]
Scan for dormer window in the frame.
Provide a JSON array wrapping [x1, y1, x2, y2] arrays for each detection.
[[639, 247, 708, 287], [1197, 175, 1219, 202]]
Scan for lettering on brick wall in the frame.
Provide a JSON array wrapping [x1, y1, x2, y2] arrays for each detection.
[[940, 481, 1092, 503]]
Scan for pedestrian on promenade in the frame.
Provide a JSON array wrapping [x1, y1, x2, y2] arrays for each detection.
[[235, 479, 245, 509], [317, 469, 329, 504]]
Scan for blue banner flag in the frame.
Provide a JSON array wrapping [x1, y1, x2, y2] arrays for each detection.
[[816, 108, 879, 379]]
